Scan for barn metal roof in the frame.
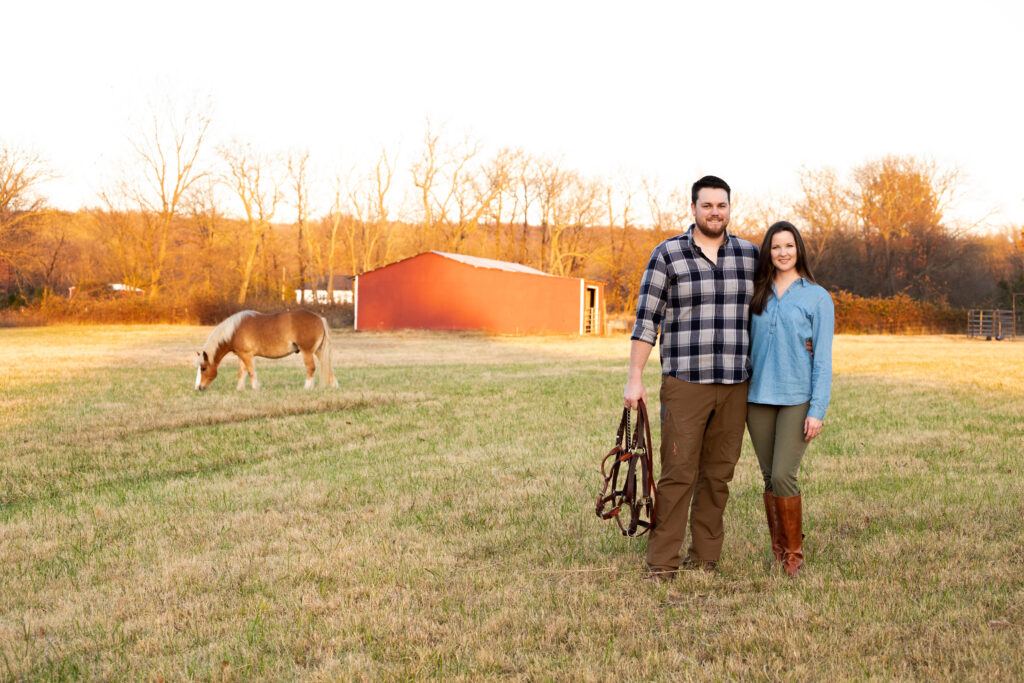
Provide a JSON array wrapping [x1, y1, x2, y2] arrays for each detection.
[[431, 251, 550, 276]]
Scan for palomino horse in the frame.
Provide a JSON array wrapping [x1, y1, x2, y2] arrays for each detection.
[[195, 310, 337, 390]]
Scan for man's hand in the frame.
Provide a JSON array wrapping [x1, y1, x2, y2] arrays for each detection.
[[624, 376, 647, 409], [803, 416, 823, 442]]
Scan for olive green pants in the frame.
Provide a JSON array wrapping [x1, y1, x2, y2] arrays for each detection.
[[746, 402, 810, 497]]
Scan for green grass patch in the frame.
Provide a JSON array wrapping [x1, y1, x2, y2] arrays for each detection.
[[1, 328, 1022, 679]]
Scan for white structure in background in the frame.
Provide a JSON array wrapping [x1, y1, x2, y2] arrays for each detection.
[[108, 283, 144, 294], [294, 274, 354, 305], [68, 283, 145, 298]]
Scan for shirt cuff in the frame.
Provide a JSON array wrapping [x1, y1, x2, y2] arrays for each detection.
[[630, 320, 657, 345]]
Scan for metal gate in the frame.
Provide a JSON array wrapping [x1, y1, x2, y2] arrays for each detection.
[[967, 309, 1018, 339]]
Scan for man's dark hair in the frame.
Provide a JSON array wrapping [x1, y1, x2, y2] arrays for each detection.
[[691, 175, 731, 204]]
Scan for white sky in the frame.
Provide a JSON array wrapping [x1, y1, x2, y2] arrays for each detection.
[[4, 0, 1023, 227]]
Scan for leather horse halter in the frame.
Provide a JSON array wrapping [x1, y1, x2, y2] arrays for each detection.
[[595, 399, 657, 537]]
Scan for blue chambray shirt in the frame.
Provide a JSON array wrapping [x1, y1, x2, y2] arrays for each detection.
[[748, 278, 834, 420]]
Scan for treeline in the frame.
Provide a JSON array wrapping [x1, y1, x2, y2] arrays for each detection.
[[2, 113, 1023, 327]]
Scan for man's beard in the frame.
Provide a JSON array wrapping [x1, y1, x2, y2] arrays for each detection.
[[695, 215, 728, 239]]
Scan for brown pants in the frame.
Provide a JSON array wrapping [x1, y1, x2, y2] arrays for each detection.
[[645, 377, 748, 570]]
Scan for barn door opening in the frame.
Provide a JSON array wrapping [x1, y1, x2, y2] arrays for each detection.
[[584, 286, 599, 334]]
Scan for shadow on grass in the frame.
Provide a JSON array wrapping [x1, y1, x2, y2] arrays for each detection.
[[58, 391, 422, 447]]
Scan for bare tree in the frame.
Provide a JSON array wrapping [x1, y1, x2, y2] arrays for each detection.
[[730, 194, 790, 243], [288, 150, 313, 294], [220, 143, 281, 304], [511, 152, 539, 264], [536, 166, 601, 276], [410, 122, 510, 254], [411, 121, 443, 250], [344, 147, 397, 274], [34, 213, 69, 293], [0, 145, 51, 291], [441, 143, 510, 252], [91, 199, 149, 291], [323, 182, 345, 302], [487, 147, 526, 261], [532, 157, 574, 272], [601, 174, 636, 266], [368, 148, 396, 268], [794, 167, 853, 273], [125, 103, 211, 301], [591, 175, 640, 312], [184, 177, 227, 296]]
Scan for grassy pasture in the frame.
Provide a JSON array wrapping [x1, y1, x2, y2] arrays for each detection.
[[1, 326, 1022, 681]]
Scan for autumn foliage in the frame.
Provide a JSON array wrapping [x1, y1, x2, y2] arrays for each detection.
[[831, 291, 963, 334], [2, 120, 1023, 331]]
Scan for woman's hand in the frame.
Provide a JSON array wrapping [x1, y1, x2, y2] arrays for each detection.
[[804, 417, 823, 442]]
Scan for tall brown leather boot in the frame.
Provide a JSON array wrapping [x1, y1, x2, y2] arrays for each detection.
[[775, 494, 804, 577], [763, 491, 784, 562]]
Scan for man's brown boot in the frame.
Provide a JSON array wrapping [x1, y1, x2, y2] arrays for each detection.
[[763, 491, 784, 563], [775, 494, 804, 577], [681, 556, 718, 572], [644, 564, 678, 582]]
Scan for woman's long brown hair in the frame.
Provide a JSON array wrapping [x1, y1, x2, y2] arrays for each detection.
[[749, 221, 815, 315]]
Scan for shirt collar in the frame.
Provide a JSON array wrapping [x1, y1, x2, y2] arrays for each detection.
[[772, 277, 808, 296]]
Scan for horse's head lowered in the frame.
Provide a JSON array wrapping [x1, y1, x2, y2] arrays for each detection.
[[195, 351, 217, 390]]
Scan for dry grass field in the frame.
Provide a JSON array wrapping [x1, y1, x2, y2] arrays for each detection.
[[1, 326, 1023, 680]]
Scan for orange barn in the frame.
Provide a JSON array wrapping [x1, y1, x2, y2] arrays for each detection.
[[354, 252, 605, 335]]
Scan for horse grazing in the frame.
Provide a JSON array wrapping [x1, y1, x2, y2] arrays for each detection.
[[195, 310, 338, 391]]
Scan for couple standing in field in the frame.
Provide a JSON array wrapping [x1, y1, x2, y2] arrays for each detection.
[[623, 175, 834, 580]]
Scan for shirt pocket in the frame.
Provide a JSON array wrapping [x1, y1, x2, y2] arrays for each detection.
[[669, 267, 709, 312]]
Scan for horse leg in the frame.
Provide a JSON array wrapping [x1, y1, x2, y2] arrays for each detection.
[[236, 360, 247, 390], [238, 353, 258, 390], [301, 350, 316, 389]]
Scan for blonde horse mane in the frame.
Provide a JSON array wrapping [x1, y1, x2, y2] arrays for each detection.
[[200, 310, 257, 358]]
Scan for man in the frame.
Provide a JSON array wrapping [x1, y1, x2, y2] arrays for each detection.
[[624, 175, 758, 579]]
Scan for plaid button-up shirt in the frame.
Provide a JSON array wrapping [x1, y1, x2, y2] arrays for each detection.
[[631, 226, 759, 384]]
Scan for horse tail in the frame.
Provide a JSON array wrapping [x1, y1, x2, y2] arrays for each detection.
[[317, 315, 338, 388]]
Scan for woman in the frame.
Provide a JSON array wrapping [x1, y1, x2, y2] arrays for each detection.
[[747, 221, 834, 577]]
